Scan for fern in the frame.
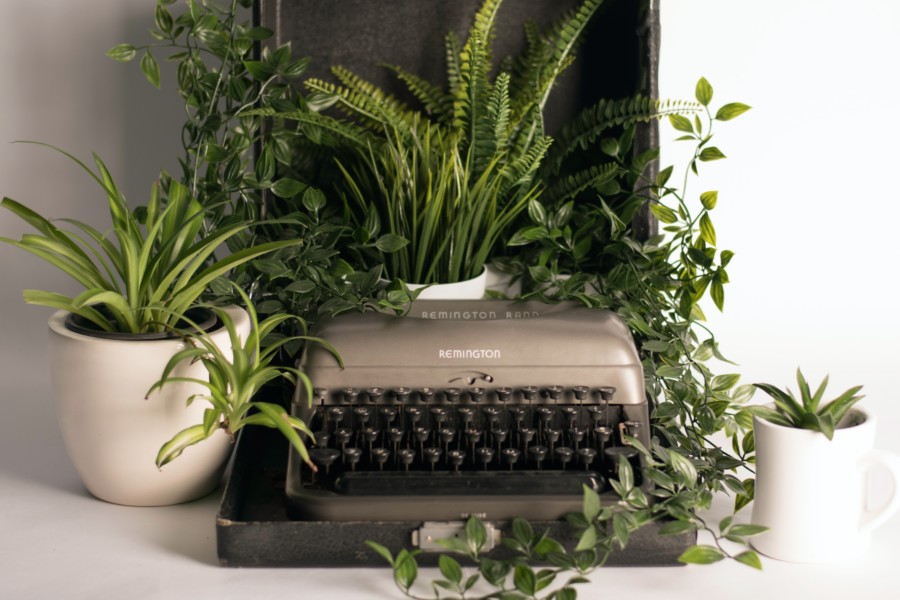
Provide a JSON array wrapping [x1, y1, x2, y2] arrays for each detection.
[[305, 72, 417, 133], [543, 162, 621, 205], [382, 64, 451, 120], [545, 97, 701, 174]]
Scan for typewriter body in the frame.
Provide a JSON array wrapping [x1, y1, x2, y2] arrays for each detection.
[[286, 300, 650, 522]]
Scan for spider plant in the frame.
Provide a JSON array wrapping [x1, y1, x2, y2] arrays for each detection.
[[750, 368, 864, 440], [0, 142, 301, 334], [148, 288, 341, 469]]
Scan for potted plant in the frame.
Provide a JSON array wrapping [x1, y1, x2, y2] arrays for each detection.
[[148, 287, 338, 473], [0, 143, 302, 506], [253, 0, 696, 298], [748, 370, 900, 563]]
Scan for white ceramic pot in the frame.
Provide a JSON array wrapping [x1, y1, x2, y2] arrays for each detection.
[[407, 267, 487, 300], [47, 306, 250, 506], [751, 406, 900, 562]]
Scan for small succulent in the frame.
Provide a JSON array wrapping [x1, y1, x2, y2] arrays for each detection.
[[750, 368, 864, 440]]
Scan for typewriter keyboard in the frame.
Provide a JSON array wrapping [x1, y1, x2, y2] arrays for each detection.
[[297, 385, 646, 499]]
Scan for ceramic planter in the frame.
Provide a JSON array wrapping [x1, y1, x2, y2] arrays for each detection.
[[47, 305, 250, 506], [751, 406, 900, 562], [406, 267, 487, 300]]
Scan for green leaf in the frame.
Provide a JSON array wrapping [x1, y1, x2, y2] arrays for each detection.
[[729, 524, 769, 537], [140, 52, 161, 88], [699, 213, 716, 246], [243, 60, 276, 80], [513, 564, 537, 595], [375, 233, 409, 253], [656, 165, 674, 188], [659, 520, 697, 536], [511, 518, 533, 547], [528, 199, 547, 224], [668, 114, 694, 134], [649, 203, 678, 224], [699, 147, 726, 161], [734, 550, 763, 570], [465, 516, 488, 554], [711, 374, 740, 392], [394, 550, 418, 591], [715, 102, 752, 121], [439, 555, 463, 585], [710, 279, 725, 311], [678, 545, 726, 565], [302, 187, 327, 212], [155, 424, 215, 468], [365, 541, 394, 566], [271, 178, 306, 198], [700, 190, 718, 210], [106, 44, 137, 62], [695, 77, 713, 106], [284, 279, 316, 294], [574, 525, 597, 552], [582, 485, 601, 522]]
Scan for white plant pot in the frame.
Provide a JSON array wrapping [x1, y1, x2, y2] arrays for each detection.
[[47, 305, 250, 506], [407, 267, 487, 300], [751, 406, 900, 562]]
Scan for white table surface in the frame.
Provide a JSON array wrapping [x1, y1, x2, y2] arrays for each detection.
[[2, 372, 898, 600]]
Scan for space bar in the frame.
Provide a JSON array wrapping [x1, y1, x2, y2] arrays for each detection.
[[335, 470, 601, 496]]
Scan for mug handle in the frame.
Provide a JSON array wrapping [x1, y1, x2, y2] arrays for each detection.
[[860, 449, 900, 533]]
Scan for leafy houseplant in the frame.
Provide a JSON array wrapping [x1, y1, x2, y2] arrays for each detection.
[[0, 144, 301, 506], [148, 288, 340, 471], [257, 0, 696, 288], [749, 369, 864, 440], [748, 370, 900, 563]]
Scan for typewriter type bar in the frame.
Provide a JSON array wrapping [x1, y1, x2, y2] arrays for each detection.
[[286, 300, 651, 522]]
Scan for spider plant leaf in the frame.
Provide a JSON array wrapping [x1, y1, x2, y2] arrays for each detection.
[[156, 424, 217, 468], [248, 402, 315, 468], [21, 290, 116, 332], [1, 197, 97, 268], [70, 288, 140, 333], [0, 235, 106, 290]]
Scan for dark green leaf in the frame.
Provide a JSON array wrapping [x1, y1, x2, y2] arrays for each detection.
[[582, 485, 601, 522], [141, 52, 161, 88], [284, 279, 316, 294], [511, 518, 533, 547], [365, 541, 394, 566], [439, 555, 463, 584], [513, 564, 537, 595], [302, 187, 327, 212], [574, 525, 596, 552], [271, 178, 307, 198], [465, 516, 488, 554], [659, 520, 697, 536], [106, 44, 137, 62], [375, 234, 409, 253]]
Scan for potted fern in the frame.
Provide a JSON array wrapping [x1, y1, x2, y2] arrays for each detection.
[[748, 370, 900, 563], [254, 0, 692, 297], [0, 144, 301, 506]]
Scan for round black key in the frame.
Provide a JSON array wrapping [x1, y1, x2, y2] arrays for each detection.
[[405, 406, 423, 424], [482, 406, 501, 424], [466, 428, 483, 445], [457, 406, 476, 425], [492, 428, 509, 446], [413, 426, 431, 443], [476, 447, 495, 469], [343, 387, 360, 403], [572, 386, 591, 401], [469, 388, 486, 403], [536, 407, 554, 424], [353, 406, 372, 425], [444, 388, 462, 403], [448, 449, 466, 471], [363, 426, 380, 444], [418, 388, 436, 403], [569, 426, 586, 446], [430, 406, 449, 426], [495, 387, 513, 403], [398, 448, 416, 470], [546, 427, 562, 444], [605, 445, 639, 464], [598, 386, 616, 401], [561, 406, 579, 425], [372, 447, 390, 470], [424, 447, 442, 470], [327, 406, 346, 425], [529, 445, 548, 469], [502, 447, 521, 469], [388, 427, 404, 444], [587, 405, 606, 423], [379, 406, 398, 424], [555, 446, 574, 468], [623, 420, 642, 438], [393, 387, 411, 403], [313, 430, 330, 447], [578, 447, 598, 470], [509, 406, 528, 424], [595, 426, 613, 444], [367, 387, 385, 403], [343, 447, 362, 470], [309, 448, 340, 474], [439, 427, 456, 444], [335, 427, 353, 447], [545, 385, 564, 401], [520, 427, 536, 445], [521, 386, 539, 401]]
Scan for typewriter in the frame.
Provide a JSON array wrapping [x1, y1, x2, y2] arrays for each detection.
[[285, 300, 651, 522]]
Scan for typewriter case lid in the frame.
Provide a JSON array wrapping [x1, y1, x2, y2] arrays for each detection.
[[299, 301, 646, 402]]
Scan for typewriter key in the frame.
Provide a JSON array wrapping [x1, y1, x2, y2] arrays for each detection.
[[342, 387, 360, 404], [569, 426, 586, 449], [520, 426, 536, 452], [423, 447, 442, 471], [309, 448, 340, 476], [393, 387, 411, 403], [417, 387, 435, 403], [372, 447, 390, 470], [572, 385, 591, 401], [448, 449, 466, 472], [597, 386, 617, 401], [466, 428, 483, 460], [482, 406, 501, 425], [529, 445, 548, 469], [366, 387, 385, 404], [469, 388, 486, 403], [476, 446, 495, 470], [335, 428, 353, 450], [502, 447, 521, 470], [457, 406, 476, 427], [545, 385, 564, 402], [343, 447, 362, 471], [398, 448, 416, 471], [327, 406, 346, 426], [495, 387, 513, 403], [492, 428, 509, 453], [353, 406, 372, 426], [620, 420, 642, 444], [444, 388, 461, 403], [594, 425, 613, 448], [405, 406, 423, 427], [313, 430, 330, 448], [555, 446, 574, 469], [578, 447, 598, 470], [521, 386, 539, 402]]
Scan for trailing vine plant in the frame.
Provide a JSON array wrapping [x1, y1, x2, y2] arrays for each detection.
[[367, 81, 758, 598]]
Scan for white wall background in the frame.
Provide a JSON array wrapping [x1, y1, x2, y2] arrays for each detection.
[[1, 1, 898, 455]]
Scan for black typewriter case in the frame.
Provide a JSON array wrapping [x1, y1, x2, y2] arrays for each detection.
[[216, 0, 695, 567]]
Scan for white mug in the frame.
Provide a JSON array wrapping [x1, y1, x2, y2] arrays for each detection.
[[751, 406, 900, 563]]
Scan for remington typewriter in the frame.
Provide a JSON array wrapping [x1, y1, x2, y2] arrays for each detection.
[[285, 300, 651, 522]]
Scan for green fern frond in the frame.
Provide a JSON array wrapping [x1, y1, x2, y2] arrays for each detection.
[[454, 28, 495, 174], [543, 162, 621, 204], [305, 73, 417, 133], [488, 73, 512, 152], [248, 106, 372, 149], [545, 96, 701, 174], [383, 64, 452, 121], [445, 31, 463, 99], [498, 134, 553, 197]]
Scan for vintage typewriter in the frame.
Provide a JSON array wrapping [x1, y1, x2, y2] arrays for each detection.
[[286, 300, 651, 523]]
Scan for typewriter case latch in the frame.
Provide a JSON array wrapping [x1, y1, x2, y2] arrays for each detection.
[[412, 521, 501, 552]]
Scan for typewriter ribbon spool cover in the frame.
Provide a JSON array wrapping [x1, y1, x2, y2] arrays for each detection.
[[286, 300, 652, 522]]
